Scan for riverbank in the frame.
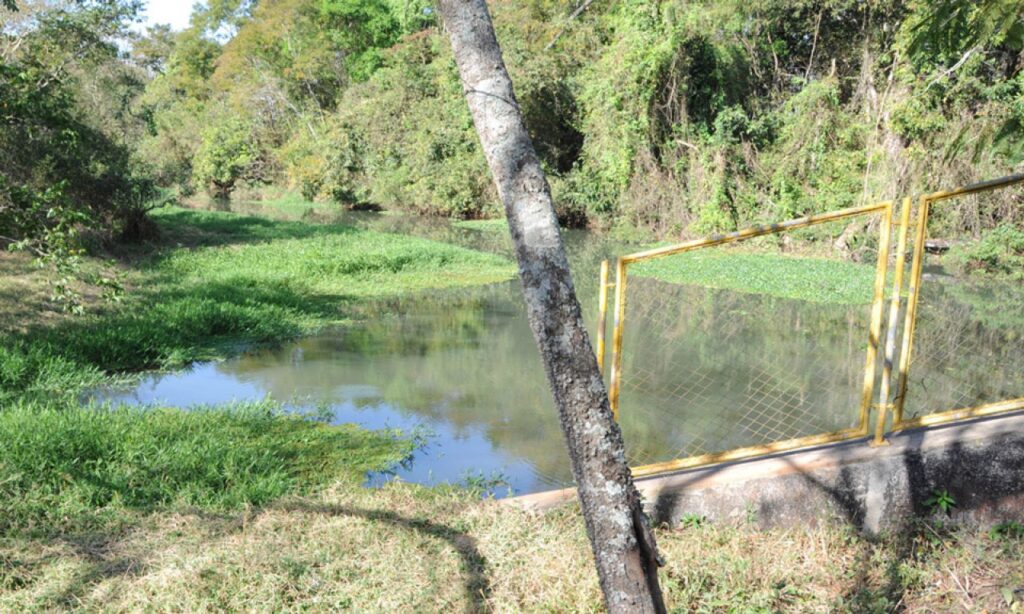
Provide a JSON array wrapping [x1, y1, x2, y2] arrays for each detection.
[[2, 204, 1022, 611], [1, 206, 516, 399], [0, 206, 514, 533]]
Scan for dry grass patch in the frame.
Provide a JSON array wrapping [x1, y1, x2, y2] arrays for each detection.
[[2, 482, 1023, 612], [0, 252, 133, 336], [0, 252, 74, 334]]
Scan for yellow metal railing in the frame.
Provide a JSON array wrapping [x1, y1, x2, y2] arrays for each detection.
[[598, 173, 1024, 477]]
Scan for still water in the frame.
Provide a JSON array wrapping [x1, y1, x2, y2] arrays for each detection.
[[95, 212, 623, 495], [93, 208, 1024, 496]]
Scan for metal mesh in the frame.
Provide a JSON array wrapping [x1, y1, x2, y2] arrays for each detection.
[[611, 214, 886, 470], [899, 197, 1024, 420], [599, 176, 1024, 473]]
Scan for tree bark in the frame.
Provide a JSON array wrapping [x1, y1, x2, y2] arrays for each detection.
[[437, 2, 666, 612]]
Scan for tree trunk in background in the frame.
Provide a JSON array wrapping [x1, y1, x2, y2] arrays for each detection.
[[437, 2, 666, 612]]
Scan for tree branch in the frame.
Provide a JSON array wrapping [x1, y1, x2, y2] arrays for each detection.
[[925, 46, 980, 89], [544, 0, 597, 51]]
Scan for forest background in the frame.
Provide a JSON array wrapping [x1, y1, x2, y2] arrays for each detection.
[[2, 0, 1023, 280]]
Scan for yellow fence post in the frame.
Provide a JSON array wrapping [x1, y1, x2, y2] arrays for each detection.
[[608, 258, 627, 421], [893, 195, 931, 425], [893, 172, 1024, 426], [874, 197, 912, 441], [596, 260, 610, 376], [862, 202, 893, 444]]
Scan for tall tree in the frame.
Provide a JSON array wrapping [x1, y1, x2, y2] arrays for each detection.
[[437, 1, 666, 612]]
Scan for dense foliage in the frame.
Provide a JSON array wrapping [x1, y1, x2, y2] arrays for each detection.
[[1, 1, 158, 251], [3, 0, 1023, 272], [128, 0, 1024, 241]]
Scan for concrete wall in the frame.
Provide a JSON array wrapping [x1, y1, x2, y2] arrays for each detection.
[[509, 411, 1024, 535]]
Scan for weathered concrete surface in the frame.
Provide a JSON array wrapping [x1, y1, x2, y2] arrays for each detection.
[[508, 411, 1024, 534]]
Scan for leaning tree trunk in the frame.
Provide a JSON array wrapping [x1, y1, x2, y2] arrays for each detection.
[[437, 2, 666, 612]]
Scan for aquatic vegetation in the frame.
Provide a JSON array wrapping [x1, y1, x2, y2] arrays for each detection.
[[1, 208, 515, 391], [0, 207, 513, 534], [632, 250, 878, 305]]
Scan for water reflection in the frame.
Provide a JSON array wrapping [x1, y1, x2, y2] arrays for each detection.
[[95, 213, 623, 495], [96, 282, 579, 493]]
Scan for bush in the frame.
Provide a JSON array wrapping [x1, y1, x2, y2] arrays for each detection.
[[192, 117, 264, 199], [948, 224, 1024, 278]]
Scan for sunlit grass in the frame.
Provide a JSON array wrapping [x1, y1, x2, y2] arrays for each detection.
[[0, 401, 413, 535], [2, 207, 515, 383], [155, 215, 515, 299], [451, 218, 510, 233], [0, 206, 513, 536], [0, 481, 1020, 611]]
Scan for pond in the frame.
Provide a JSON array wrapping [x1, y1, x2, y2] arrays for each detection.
[[92, 207, 1024, 496]]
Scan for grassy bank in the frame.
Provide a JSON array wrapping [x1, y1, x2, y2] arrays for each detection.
[[2, 207, 515, 400], [632, 249, 879, 305], [0, 205, 513, 540], [0, 403, 412, 536]]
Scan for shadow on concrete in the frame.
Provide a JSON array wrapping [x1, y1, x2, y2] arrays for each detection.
[[279, 500, 492, 613], [643, 412, 1024, 611], [647, 414, 1024, 529]]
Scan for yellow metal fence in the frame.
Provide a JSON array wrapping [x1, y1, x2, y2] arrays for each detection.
[[889, 176, 1024, 432], [597, 174, 1024, 477]]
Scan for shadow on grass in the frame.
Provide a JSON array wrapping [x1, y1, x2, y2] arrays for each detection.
[[8, 509, 246, 608], [103, 207, 360, 270], [44, 532, 148, 609], [149, 208, 359, 248], [279, 500, 493, 613]]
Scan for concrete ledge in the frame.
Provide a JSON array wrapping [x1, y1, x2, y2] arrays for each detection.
[[507, 410, 1024, 534]]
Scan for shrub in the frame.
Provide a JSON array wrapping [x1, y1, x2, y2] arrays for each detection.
[[948, 224, 1024, 278], [192, 117, 263, 199]]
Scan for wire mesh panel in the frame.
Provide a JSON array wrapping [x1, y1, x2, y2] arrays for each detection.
[[895, 179, 1024, 425], [605, 205, 892, 473], [594, 175, 1024, 476], [901, 280, 1024, 418]]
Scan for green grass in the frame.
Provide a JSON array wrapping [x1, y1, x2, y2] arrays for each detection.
[[2, 207, 515, 386], [632, 250, 878, 305], [0, 205, 514, 535], [154, 209, 515, 299], [0, 341, 105, 405], [0, 401, 413, 535]]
